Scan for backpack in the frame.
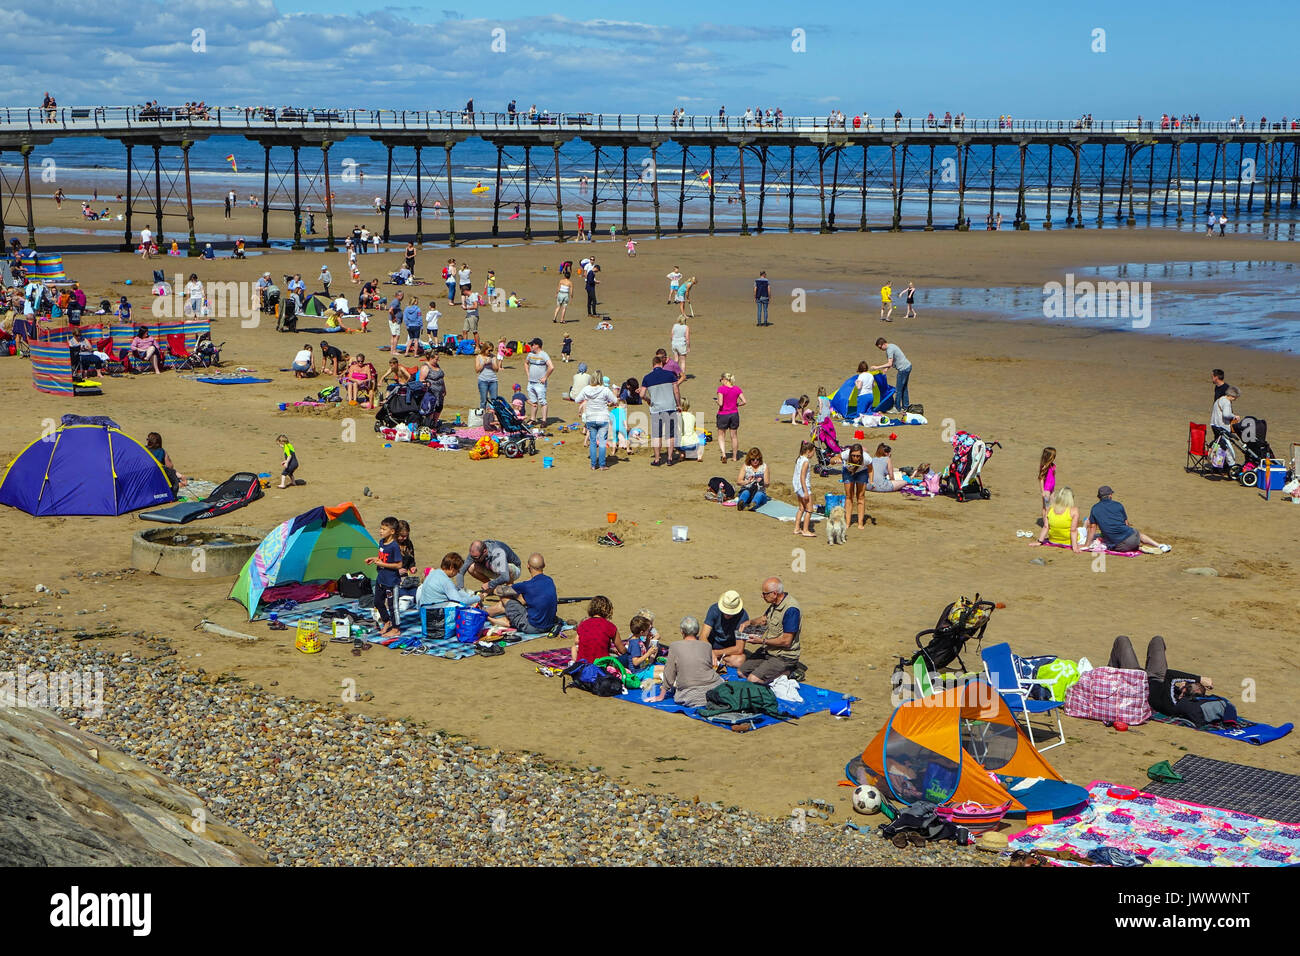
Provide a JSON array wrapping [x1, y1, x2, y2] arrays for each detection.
[[561, 661, 624, 697], [1063, 666, 1152, 725], [337, 572, 373, 599]]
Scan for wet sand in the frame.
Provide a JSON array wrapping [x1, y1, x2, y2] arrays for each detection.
[[3, 206, 1298, 827]]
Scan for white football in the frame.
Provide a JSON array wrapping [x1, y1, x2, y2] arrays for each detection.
[[852, 785, 883, 815]]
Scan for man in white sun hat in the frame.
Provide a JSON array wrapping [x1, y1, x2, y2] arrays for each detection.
[[701, 589, 750, 665]]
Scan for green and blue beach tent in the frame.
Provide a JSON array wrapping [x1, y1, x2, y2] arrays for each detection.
[[830, 371, 896, 419], [230, 502, 378, 617]]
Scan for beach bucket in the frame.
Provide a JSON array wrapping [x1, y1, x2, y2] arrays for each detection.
[[672, 525, 688, 542], [278, 402, 287, 411], [331, 619, 350, 640], [455, 607, 488, 643], [543, 456, 554, 468], [825, 493, 846, 514], [295, 620, 322, 654], [853, 430, 865, 440], [606, 512, 617, 523]]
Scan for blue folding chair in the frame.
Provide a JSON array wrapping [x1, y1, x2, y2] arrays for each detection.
[[981, 642, 1066, 752]]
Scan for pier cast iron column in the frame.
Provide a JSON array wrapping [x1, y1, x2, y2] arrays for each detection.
[[1071, 146, 1084, 227], [291, 145, 304, 250], [413, 145, 422, 245], [1126, 145, 1138, 224], [323, 142, 337, 251], [817, 147, 828, 233], [987, 144, 997, 227], [1163, 144, 1175, 217], [381, 144, 393, 242], [1174, 143, 1183, 221], [893, 144, 908, 231], [1191, 143, 1201, 216], [787, 144, 795, 232], [1218, 140, 1229, 217], [21, 145, 36, 249], [1246, 143, 1259, 212], [862, 143, 871, 232], [1263, 141, 1273, 217], [956, 144, 968, 230], [620, 145, 629, 236], [1144, 143, 1155, 218], [1291, 144, 1299, 208], [589, 145, 600, 236], [924, 144, 935, 230], [182, 142, 197, 256], [444, 143, 457, 246], [677, 143, 686, 232], [523, 144, 533, 240], [1043, 143, 1053, 229], [260, 144, 271, 247], [1113, 145, 1128, 221], [122, 142, 134, 251], [707, 145, 716, 235], [756, 146, 767, 234], [0, 149, 6, 249], [1236, 143, 1248, 214], [1203, 143, 1219, 215], [651, 143, 661, 238], [153, 144, 164, 243], [827, 146, 839, 231], [1015, 143, 1028, 229], [555, 143, 565, 242], [738, 145, 749, 236], [1096, 144, 1107, 224], [491, 144, 502, 236]]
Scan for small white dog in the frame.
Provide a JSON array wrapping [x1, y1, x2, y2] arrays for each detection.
[[825, 504, 847, 545]]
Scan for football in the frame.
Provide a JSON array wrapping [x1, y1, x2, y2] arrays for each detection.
[[851, 785, 883, 815]]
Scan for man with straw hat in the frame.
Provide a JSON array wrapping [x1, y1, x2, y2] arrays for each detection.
[[701, 589, 750, 665]]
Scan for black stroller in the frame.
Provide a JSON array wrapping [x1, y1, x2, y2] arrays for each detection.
[[374, 383, 438, 440], [489, 396, 538, 458], [1219, 416, 1277, 487], [892, 594, 997, 693]]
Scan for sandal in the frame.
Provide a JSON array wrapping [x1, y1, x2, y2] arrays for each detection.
[[267, 621, 288, 631], [891, 833, 910, 849]]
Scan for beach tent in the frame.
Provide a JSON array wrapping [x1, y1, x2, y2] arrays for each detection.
[[229, 502, 378, 617], [830, 372, 895, 418], [845, 679, 1088, 820], [0, 415, 174, 516], [302, 293, 333, 317]]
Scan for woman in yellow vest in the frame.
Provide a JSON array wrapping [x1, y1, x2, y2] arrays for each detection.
[[1035, 486, 1081, 551]]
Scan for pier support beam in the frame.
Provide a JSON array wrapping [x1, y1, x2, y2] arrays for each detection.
[[756, 146, 767, 234], [924, 144, 935, 230], [260, 144, 270, 247], [651, 143, 661, 238], [1015, 143, 1029, 229], [708, 144, 716, 236], [1174, 143, 1183, 221], [413, 145, 422, 245], [555, 143, 566, 242], [182, 141, 198, 256], [292, 144, 304, 250], [892, 144, 907, 231], [323, 141, 337, 251], [492, 144, 502, 236], [1163, 144, 1174, 217], [1127, 144, 1138, 225], [817, 147, 828, 233], [987, 144, 997, 228], [1263, 141, 1273, 218], [1097, 144, 1107, 224], [21, 145, 36, 249], [677, 144, 686, 233], [444, 143, 457, 246], [955, 144, 968, 230], [1071, 146, 1084, 227], [1246, 143, 1258, 212], [381, 144, 393, 242], [590, 144, 600, 237], [153, 144, 163, 243], [787, 145, 795, 232], [1065, 145, 1078, 224], [1191, 143, 1201, 216], [1114, 144, 1128, 221], [523, 144, 533, 240], [827, 146, 839, 231], [1218, 140, 1229, 217], [1144, 144, 1155, 218], [620, 145, 629, 236], [122, 142, 134, 251], [1203, 143, 1219, 215], [862, 144, 872, 231], [738, 144, 750, 236], [1290, 144, 1298, 208]]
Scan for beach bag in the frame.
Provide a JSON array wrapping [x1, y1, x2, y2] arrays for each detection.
[[1188, 695, 1239, 726], [317, 385, 341, 402], [561, 661, 624, 697], [468, 435, 498, 460], [1036, 659, 1081, 701], [1063, 666, 1152, 725], [594, 655, 641, 689], [337, 572, 373, 599], [456, 339, 477, 355]]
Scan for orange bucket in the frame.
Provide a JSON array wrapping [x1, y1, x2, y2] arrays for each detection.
[[606, 512, 618, 523]]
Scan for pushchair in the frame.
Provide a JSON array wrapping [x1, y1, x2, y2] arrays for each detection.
[[1216, 416, 1277, 487], [374, 383, 437, 436], [892, 594, 997, 695], [811, 416, 843, 477], [488, 396, 538, 458], [940, 430, 1000, 502]]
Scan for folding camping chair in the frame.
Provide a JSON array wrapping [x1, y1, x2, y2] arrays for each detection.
[[1186, 422, 1212, 476], [981, 642, 1065, 752], [164, 334, 201, 371]]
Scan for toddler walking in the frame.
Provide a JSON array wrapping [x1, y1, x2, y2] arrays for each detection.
[[792, 440, 815, 537]]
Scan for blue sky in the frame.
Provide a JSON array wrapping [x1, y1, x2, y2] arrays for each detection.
[[2, 1, 1298, 117]]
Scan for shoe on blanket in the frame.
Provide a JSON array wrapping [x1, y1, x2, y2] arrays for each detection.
[[597, 532, 624, 547], [475, 641, 505, 656]]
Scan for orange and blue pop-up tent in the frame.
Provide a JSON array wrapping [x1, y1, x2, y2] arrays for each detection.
[[846, 679, 1088, 820]]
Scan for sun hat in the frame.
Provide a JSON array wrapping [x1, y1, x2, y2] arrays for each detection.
[[975, 831, 1009, 853], [1097, 485, 1114, 498], [718, 590, 744, 615]]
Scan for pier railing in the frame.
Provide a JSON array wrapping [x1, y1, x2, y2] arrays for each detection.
[[4, 106, 1298, 137]]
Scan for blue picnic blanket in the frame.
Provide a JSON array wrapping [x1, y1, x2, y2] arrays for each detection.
[[194, 376, 273, 384], [1150, 711, 1293, 745], [617, 669, 856, 730]]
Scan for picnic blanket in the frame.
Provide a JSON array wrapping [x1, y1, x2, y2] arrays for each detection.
[[522, 647, 577, 670], [1149, 710, 1293, 745], [1044, 541, 1143, 557], [1010, 781, 1300, 866], [193, 376, 273, 385], [754, 500, 824, 523], [1145, 755, 1300, 824], [618, 669, 854, 731]]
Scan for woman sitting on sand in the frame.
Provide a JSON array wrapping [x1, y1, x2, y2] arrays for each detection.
[[867, 443, 907, 493], [1033, 487, 1081, 552], [145, 432, 186, 489], [129, 326, 164, 374], [735, 447, 770, 511], [344, 354, 376, 405]]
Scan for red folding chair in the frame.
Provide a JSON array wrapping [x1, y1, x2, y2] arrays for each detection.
[[1186, 422, 1211, 476], [164, 333, 197, 370]]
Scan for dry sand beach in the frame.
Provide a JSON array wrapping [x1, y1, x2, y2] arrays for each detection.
[[2, 192, 1298, 860]]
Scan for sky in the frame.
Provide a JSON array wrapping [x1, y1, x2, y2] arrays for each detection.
[[2, 0, 1298, 117]]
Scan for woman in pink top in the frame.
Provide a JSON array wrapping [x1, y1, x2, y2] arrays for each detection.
[[129, 326, 164, 374], [714, 371, 746, 463]]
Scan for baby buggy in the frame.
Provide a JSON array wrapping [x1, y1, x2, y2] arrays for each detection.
[[1217, 416, 1278, 487], [940, 430, 1000, 502], [374, 383, 436, 436], [489, 396, 538, 458], [811, 416, 843, 477], [892, 594, 998, 693]]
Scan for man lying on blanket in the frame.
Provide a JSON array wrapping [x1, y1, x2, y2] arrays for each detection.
[[484, 552, 558, 634], [1109, 635, 1234, 726]]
